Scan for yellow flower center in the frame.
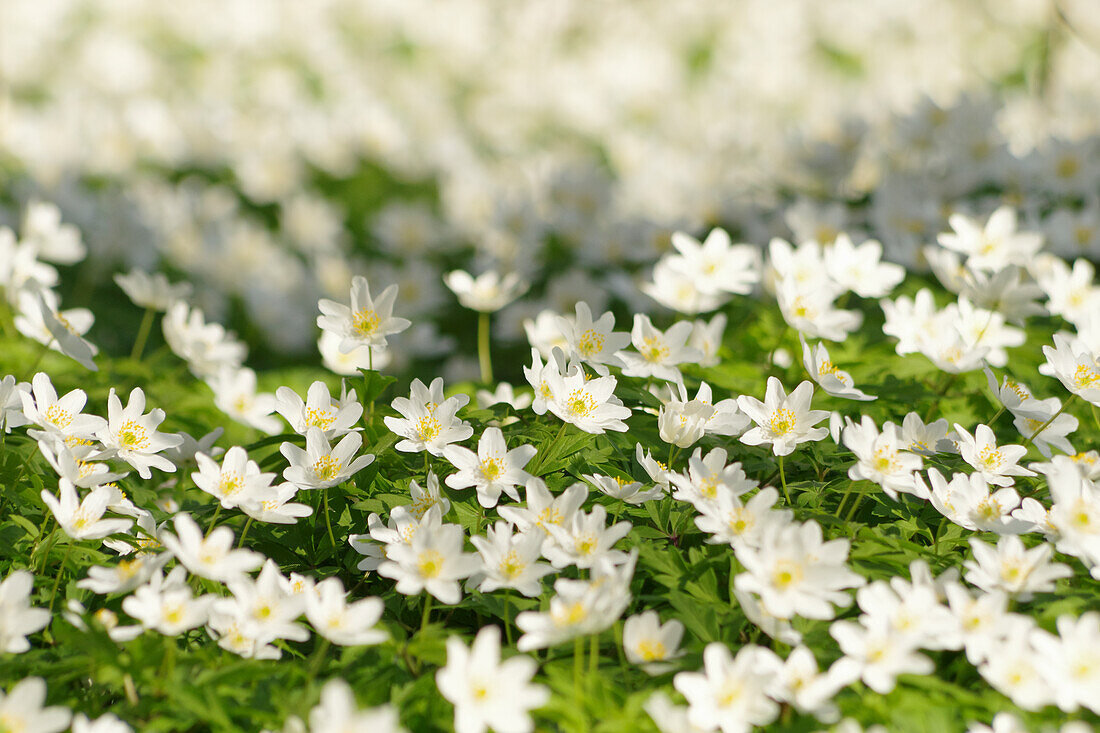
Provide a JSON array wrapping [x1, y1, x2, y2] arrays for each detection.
[[481, 457, 503, 481], [219, 471, 244, 496], [567, 389, 596, 417], [553, 601, 587, 626], [574, 534, 598, 556], [45, 404, 73, 428], [768, 408, 796, 436], [352, 309, 381, 338], [417, 549, 444, 578], [415, 415, 442, 442], [498, 551, 525, 579], [977, 446, 1004, 471], [578, 329, 605, 357], [313, 455, 341, 482], [636, 639, 667, 661], [1074, 363, 1100, 390], [641, 337, 669, 363], [727, 508, 752, 535], [771, 560, 803, 589], [536, 507, 562, 530], [304, 407, 335, 430], [117, 420, 150, 450], [872, 448, 897, 474]]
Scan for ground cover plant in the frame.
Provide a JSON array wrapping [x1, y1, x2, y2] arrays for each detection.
[[4, 2, 1100, 732], [0, 197, 1099, 732]]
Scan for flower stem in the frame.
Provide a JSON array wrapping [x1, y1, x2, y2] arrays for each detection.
[[323, 490, 336, 550], [1022, 394, 1077, 450], [206, 504, 222, 534], [573, 635, 584, 700], [478, 311, 493, 385], [130, 307, 156, 361], [835, 480, 855, 519], [238, 517, 254, 548], [48, 541, 74, 613], [503, 590, 514, 646], [588, 633, 599, 686], [778, 454, 791, 505], [421, 595, 433, 633]]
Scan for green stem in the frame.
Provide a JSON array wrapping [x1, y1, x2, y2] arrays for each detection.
[[24, 339, 53, 380], [421, 595, 433, 633], [844, 490, 867, 523], [573, 635, 584, 700], [588, 633, 599, 692], [206, 504, 222, 534], [614, 621, 629, 679], [130, 307, 156, 361], [238, 517, 254, 548], [478, 311, 493, 385], [532, 422, 568, 476], [834, 481, 855, 519], [323, 491, 336, 550], [778, 454, 790, 505], [988, 405, 1006, 425], [503, 590, 513, 646], [1021, 394, 1077, 450], [48, 541, 74, 613]]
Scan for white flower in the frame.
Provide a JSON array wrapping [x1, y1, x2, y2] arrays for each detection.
[[318, 330, 388, 376], [1011, 396, 1077, 458], [1043, 333, 1100, 405], [556, 301, 630, 370], [0, 677, 71, 733], [800, 337, 875, 401], [943, 582, 1011, 664], [1029, 611, 1100, 714], [305, 577, 387, 646], [20, 201, 84, 263], [470, 522, 555, 597], [964, 535, 1072, 600], [770, 646, 856, 723], [378, 521, 481, 604], [842, 416, 923, 499], [0, 376, 30, 433], [977, 616, 1052, 710], [920, 469, 1029, 534], [41, 480, 132, 541], [96, 388, 182, 479], [544, 363, 631, 434], [121, 566, 213, 635], [281, 427, 374, 490], [830, 617, 933, 694], [72, 713, 133, 733], [583, 473, 663, 505], [666, 227, 761, 296], [77, 552, 169, 596], [384, 377, 473, 455], [618, 315, 702, 382], [162, 301, 246, 379], [775, 279, 861, 342], [642, 259, 730, 314], [694, 487, 788, 549], [825, 234, 904, 298], [14, 290, 98, 371], [623, 611, 685, 674], [737, 377, 830, 456], [673, 643, 780, 733], [0, 571, 50, 653], [20, 372, 106, 442], [444, 269, 528, 313], [208, 367, 282, 435], [514, 555, 635, 650], [657, 399, 711, 449], [476, 382, 533, 412], [734, 519, 864, 620], [318, 275, 411, 351], [436, 625, 549, 733], [241, 482, 313, 525], [114, 270, 192, 312], [938, 206, 1043, 271], [543, 504, 632, 570], [689, 313, 726, 367], [159, 513, 264, 584], [954, 424, 1034, 487], [498, 479, 587, 536], [308, 678, 405, 732], [192, 446, 276, 510], [274, 381, 362, 439], [443, 427, 537, 508]]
